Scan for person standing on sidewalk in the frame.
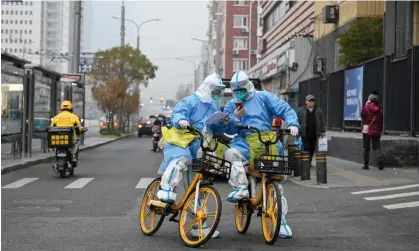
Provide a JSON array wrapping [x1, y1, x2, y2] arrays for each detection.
[[361, 91, 384, 170], [296, 95, 326, 165]]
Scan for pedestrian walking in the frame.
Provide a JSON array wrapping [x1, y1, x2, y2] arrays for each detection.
[[361, 91, 384, 170], [296, 95, 326, 165]]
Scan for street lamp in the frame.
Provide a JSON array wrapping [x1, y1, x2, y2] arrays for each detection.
[[111, 16, 162, 50], [175, 57, 197, 90]]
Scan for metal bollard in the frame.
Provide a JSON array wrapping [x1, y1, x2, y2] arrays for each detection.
[[287, 143, 296, 174], [316, 152, 327, 184], [294, 149, 302, 177], [300, 151, 311, 180]]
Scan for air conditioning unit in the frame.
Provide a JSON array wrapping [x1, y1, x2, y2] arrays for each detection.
[[250, 50, 257, 55], [322, 5, 339, 24], [313, 57, 325, 75], [233, 49, 239, 55], [242, 27, 249, 33]]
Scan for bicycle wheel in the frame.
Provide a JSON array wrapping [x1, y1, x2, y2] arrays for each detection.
[[179, 185, 222, 248], [139, 178, 166, 236], [261, 181, 282, 245], [234, 201, 252, 234]]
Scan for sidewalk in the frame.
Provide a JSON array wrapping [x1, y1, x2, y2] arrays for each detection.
[[1, 134, 133, 175], [288, 156, 419, 189]]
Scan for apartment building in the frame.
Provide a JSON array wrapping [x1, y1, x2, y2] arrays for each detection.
[[314, 1, 384, 74], [1, 0, 83, 74], [246, 0, 315, 107], [206, 0, 258, 79]]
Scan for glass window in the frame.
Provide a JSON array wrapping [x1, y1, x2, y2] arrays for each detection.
[[1, 20, 3, 24], [33, 69, 52, 132], [233, 15, 248, 28], [5, 20, 8, 24], [25, 11, 28, 15], [6, 10, 9, 15], [25, 2, 28, 5], [20, 20, 23, 24], [232, 60, 248, 71], [14, 48, 17, 53], [29, 20, 32, 24], [29, 30, 32, 34], [25, 20, 28, 24], [30, 11, 33, 15], [20, 11, 23, 15], [15, 20, 18, 24], [234, 0, 249, 5], [233, 37, 248, 50], [30, 1, 33, 5]]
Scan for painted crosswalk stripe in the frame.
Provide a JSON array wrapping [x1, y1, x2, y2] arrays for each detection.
[[135, 178, 155, 189], [364, 191, 419, 201], [351, 184, 419, 195], [64, 178, 94, 189], [2, 178, 39, 189], [383, 201, 419, 210]]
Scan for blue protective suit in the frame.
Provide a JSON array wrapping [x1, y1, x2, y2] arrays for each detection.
[[223, 91, 300, 161], [159, 94, 226, 172]]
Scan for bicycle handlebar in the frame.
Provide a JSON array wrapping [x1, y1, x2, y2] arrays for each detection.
[[236, 125, 291, 145], [186, 126, 219, 152]]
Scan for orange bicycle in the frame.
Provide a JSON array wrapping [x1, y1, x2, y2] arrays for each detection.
[[233, 125, 293, 245], [139, 126, 232, 247]]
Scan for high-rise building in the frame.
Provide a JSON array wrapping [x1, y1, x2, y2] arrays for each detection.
[[1, 0, 83, 74], [207, 0, 258, 79], [246, 1, 315, 107]]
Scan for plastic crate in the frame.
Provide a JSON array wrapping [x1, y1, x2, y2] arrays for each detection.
[[253, 154, 292, 175], [192, 153, 232, 180], [47, 127, 74, 148]]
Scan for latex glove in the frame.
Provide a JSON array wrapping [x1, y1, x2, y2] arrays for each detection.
[[288, 126, 299, 136], [179, 120, 189, 129], [202, 127, 213, 148], [234, 107, 246, 120], [220, 116, 230, 125]]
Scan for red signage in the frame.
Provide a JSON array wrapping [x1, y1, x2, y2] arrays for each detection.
[[64, 74, 82, 81]]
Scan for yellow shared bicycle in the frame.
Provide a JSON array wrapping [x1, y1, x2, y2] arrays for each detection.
[[232, 125, 293, 245], [139, 126, 232, 248]]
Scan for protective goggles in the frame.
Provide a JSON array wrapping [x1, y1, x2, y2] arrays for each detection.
[[211, 89, 223, 95], [233, 88, 247, 94], [230, 79, 248, 90]]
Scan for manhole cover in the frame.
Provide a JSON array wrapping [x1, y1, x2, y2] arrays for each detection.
[[12, 199, 72, 205], [2, 207, 60, 213]]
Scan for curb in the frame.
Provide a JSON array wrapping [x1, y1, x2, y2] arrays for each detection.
[[1, 134, 134, 175]]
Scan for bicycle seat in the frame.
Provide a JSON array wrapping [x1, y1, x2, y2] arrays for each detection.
[[214, 134, 232, 146]]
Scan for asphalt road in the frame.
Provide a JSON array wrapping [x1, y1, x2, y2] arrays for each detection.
[[2, 137, 419, 251]]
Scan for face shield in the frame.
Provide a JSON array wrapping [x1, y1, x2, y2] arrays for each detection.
[[195, 73, 226, 103], [230, 71, 255, 101]]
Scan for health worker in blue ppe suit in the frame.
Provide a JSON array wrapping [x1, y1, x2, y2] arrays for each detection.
[[157, 72, 226, 239], [222, 71, 300, 239]]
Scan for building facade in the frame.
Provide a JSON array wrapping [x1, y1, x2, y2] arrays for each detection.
[[313, 1, 385, 74], [1, 0, 83, 74], [384, 1, 419, 57], [206, 0, 258, 79], [246, 0, 315, 107]]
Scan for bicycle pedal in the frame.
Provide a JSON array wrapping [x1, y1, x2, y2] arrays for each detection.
[[257, 207, 262, 217], [147, 200, 168, 209], [169, 212, 179, 223]]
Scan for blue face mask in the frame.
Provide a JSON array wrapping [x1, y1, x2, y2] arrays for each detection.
[[235, 90, 248, 101], [211, 93, 220, 101]]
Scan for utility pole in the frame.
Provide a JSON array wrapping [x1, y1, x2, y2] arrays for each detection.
[[71, 0, 82, 73], [118, 0, 126, 133]]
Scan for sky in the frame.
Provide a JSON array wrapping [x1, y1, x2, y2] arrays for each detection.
[[84, 0, 209, 116]]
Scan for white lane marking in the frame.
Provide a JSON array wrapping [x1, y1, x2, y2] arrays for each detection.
[[383, 201, 419, 210], [364, 191, 419, 201], [2, 178, 39, 189], [135, 178, 155, 189], [64, 178, 95, 189], [351, 184, 419, 195]]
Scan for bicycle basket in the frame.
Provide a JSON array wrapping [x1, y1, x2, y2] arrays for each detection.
[[192, 153, 232, 180], [254, 154, 292, 175]]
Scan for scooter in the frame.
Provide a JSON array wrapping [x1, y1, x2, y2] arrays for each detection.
[[48, 127, 88, 178], [152, 132, 161, 152]]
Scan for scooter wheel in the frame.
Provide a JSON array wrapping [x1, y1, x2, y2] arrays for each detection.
[[59, 170, 66, 178], [69, 168, 74, 176]]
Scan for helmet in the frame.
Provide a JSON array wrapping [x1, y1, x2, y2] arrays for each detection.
[[60, 100, 73, 111]]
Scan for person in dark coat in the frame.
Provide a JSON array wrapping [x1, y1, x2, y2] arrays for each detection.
[[296, 94, 326, 165], [361, 91, 384, 170]]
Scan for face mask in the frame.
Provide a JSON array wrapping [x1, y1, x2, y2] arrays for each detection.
[[211, 93, 220, 101], [235, 91, 248, 101]]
